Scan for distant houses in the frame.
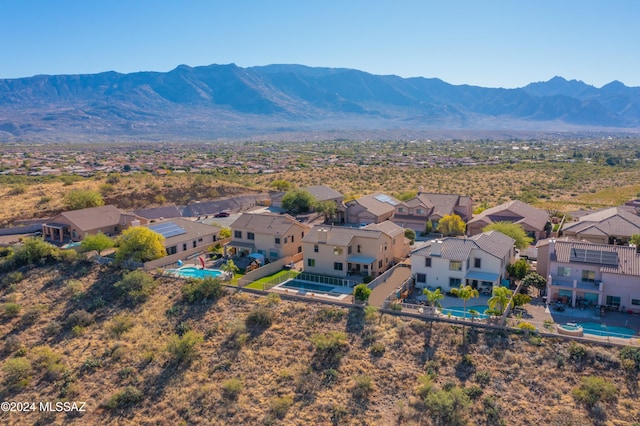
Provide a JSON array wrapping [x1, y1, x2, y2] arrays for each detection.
[[467, 200, 550, 241], [343, 193, 400, 225], [392, 192, 473, 233], [561, 206, 640, 245]]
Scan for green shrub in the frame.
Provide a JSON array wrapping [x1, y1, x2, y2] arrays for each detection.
[[364, 305, 378, 323], [66, 309, 95, 328], [166, 331, 204, 363], [246, 307, 274, 328], [475, 370, 491, 387], [82, 357, 102, 372], [2, 271, 23, 287], [109, 314, 134, 338], [370, 342, 385, 356], [115, 270, 157, 304], [516, 321, 536, 332], [352, 374, 374, 398], [12, 237, 58, 266], [3, 302, 21, 317], [568, 342, 588, 362], [311, 331, 347, 354], [353, 283, 372, 302], [620, 346, 640, 370], [425, 387, 470, 426], [464, 385, 483, 400], [269, 395, 293, 418], [572, 376, 617, 407], [3, 357, 32, 384], [181, 277, 224, 303], [222, 378, 243, 400], [106, 386, 144, 409], [4, 335, 22, 354], [416, 374, 434, 399]]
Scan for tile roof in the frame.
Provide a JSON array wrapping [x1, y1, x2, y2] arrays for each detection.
[[133, 205, 181, 220], [413, 231, 514, 261], [145, 218, 221, 245], [302, 225, 383, 246], [349, 193, 399, 217], [55, 205, 128, 231], [552, 240, 640, 276], [305, 185, 343, 202], [363, 221, 404, 237], [230, 212, 307, 235], [562, 207, 640, 237], [468, 200, 549, 231]]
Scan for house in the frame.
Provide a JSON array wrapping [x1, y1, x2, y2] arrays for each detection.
[[466, 200, 550, 242], [42, 205, 147, 243], [411, 231, 516, 294], [227, 212, 310, 261], [561, 206, 640, 245], [270, 185, 343, 209], [392, 192, 473, 233], [344, 193, 400, 225], [143, 218, 222, 256], [301, 221, 410, 279], [537, 238, 640, 312]]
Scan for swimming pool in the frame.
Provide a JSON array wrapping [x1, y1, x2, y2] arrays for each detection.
[[168, 267, 223, 279], [440, 305, 490, 319], [278, 279, 351, 297], [578, 322, 636, 338]]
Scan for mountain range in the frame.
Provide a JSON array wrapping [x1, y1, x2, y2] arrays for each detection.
[[1, 64, 639, 142]]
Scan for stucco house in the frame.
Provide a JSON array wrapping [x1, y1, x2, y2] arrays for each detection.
[[344, 193, 400, 225], [227, 212, 310, 262], [143, 218, 222, 256], [392, 192, 473, 233], [42, 205, 147, 243], [561, 206, 640, 245], [411, 231, 516, 294], [466, 200, 550, 242], [537, 238, 640, 312], [301, 221, 410, 278]]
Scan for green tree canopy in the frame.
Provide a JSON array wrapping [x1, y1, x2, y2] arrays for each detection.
[[315, 200, 338, 223], [436, 214, 466, 237], [451, 284, 479, 318], [507, 259, 530, 280], [404, 228, 416, 245], [482, 221, 533, 249], [488, 286, 514, 314], [631, 234, 640, 249], [521, 272, 547, 291], [281, 189, 315, 214], [423, 287, 444, 308], [116, 227, 165, 263], [63, 189, 104, 211], [80, 232, 114, 256], [354, 283, 372, 302], [270, 179, 292, 192]]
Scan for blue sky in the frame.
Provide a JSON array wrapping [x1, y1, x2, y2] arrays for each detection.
[[1, 0, 638, 88]]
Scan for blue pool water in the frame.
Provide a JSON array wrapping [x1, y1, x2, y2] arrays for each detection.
[[578, 322, 636, 338], [168, 267, 223, 279], [440, 305, 490, 319], [280, 279, 341, 295]]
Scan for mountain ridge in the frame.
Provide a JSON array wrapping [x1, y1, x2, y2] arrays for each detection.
[[1, 64, 639, 142]]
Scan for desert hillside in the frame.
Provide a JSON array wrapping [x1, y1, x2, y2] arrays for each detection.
[[0, 261, 638, 425]]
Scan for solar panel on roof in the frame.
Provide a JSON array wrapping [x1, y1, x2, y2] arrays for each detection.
[[148, 222, 187, 238], [374, 194, 398, 206], [569, 248, 618, 266]]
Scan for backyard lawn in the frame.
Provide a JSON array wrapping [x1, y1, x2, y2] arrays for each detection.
[[244, 269, 300, 290]]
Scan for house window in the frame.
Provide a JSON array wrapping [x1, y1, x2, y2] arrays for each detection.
[[213, 235, 217, 242], [234, 230, 242, 239], [378, 259, 383, 268], [581, 270, 595, 283], [416, 273, 426, 283], [182, 243, 187, 251], [291, 235, 294, 242], [449, 261, 462, 271], [247, 232, 255, 240], [474, 258, 481, 268], [166, 246, 177, 255], [193, 241, 197, 248], [270, 251, 278, 258], [298, 246, 302, 253], [425, 258, 432, 267], [632, 299, 640, 306], [348, 246, 352, 254], [308, 258, 316, 267], [301, 232, 304, 238], [398, 207, 405, 213], [557, 267, 571, 277], [334, 262, 343, 271], [314, 244, 319, 253], [357, 245, 361, 253], [449, 277, 462, 287], [417, 208, 425, 214], [606, 295, 621, 308], [275, 237, 281, 244], [198, 238, 203, 242]]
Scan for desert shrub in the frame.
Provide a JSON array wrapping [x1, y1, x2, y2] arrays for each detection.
[[66, 309, 95, 329], [3, 302, 21, 318], [483, 395, 503, 425], [464, 385, 483, 400], [246, 307, 274, 328], [620, 346, 640, 370], [181, 277, 224, 303], [45, 321, 62, 336], [65, 279, 85, 299], [4, 335, 23, 354], [311, 331, 347, 355], [106, 386, 144, 409], [425, 387, 470, 426], [11, 237, 58, 266], [475, 370, 491, 387], [2, 271, 23, 287], [222, 378, 243, 400], [269, 395, 293, 418], [516, 321, 536, 332], [82, 357, 103, 372], [266, 292, 281, 305], [352, 374, 374, 398], [3, 357, 32, 384], [364, 305, 378, 323], [416, 374, 434, 399], [20, 306, 44, 326], [316, 307, 345, 322], [568, 342, 588, 362], [109, 314, 134, 338], [370, 342, 385, 356], [175, 321, 192, 336], [115, 270, 157, 304], [572, 376, 618, 407], [166, 331, 203, 363]]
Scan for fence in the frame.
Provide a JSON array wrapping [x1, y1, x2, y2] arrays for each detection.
[[0, 224, 42, 236], [297, 272, 353, 287], [252, 270, 300, 291], [367, 263, 411, 291]]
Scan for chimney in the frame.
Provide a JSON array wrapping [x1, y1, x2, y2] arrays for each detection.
[[430, 239, 443, 257], [317, 228, 328, 244]]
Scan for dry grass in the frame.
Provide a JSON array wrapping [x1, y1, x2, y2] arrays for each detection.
[[0, 262, 639, 425]]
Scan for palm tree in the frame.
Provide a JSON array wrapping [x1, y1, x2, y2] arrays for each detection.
[[423, 287, 444, 308], [451, 284, 479, 319], [488, 286, 514, 315], [221, 259, 239, 279]]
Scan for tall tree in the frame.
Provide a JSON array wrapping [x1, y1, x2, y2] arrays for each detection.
[[482, 222, 533, 249], [451, 284, 479, 318], [507, 259, 530, 281], [436, 214, 466, 237], [488, 287, 514, 314], [315, 200, 337, 223], [80, 232, 114, 256], [116, 227, 165, 263], [423, 287, 444, 308], [281, 189, 315, 214]]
